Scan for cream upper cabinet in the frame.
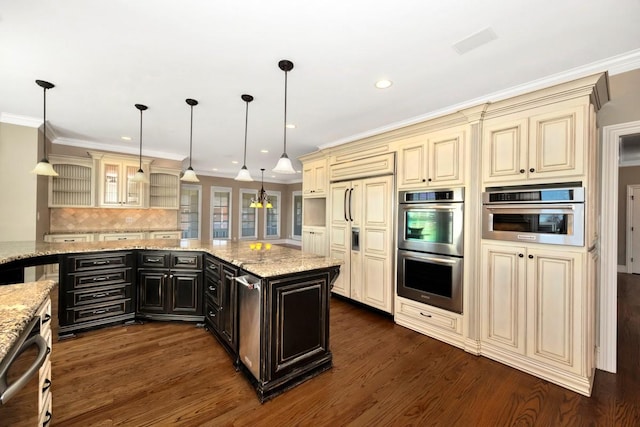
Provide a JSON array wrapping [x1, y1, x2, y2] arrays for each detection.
[[149, 168, 180, 209], [397, 127, 466, 189], [481, 242, 590, 393], [302, 159, 327, 197], [482, 102, 586, 184], [98, 156, 148, 208], [48, 155, 94, 208]]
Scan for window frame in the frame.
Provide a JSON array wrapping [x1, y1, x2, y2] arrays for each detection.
[[180, 183, 202, 240], [263, 190, 281, 239], [239, 189, 258, 240], [291, 190, 302, 241], [211, 186, 232, 240]]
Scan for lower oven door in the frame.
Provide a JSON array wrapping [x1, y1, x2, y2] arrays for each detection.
[[396, 249, 463, 314]]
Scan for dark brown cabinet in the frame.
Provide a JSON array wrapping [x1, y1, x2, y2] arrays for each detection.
[[204, 254, 239, 359], [59, 251, 135, 337], [137, 251, 203, 321]]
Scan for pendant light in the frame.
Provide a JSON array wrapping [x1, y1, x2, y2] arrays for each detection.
[[272, 59, 297, 174], [31, 80, 59, 176], [181, 98, 200, 182], [250, 168, 272, 209], [131, 103, 149, 183], [234, 94, 254, 181]]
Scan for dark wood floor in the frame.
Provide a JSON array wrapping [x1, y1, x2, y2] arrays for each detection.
[[49, 275, 640, 426]]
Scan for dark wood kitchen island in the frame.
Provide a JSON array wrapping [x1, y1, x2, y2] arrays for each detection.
[[0, 239, 341, 402]]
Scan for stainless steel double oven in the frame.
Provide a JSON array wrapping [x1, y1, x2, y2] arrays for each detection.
[[397, 188, 464, 314]]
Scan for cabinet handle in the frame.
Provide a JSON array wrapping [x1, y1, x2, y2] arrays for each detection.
[[208, 311, 216, 317], [208, 286, 216, 292], [518, 253, 524, 258], [64, 239, 75, 242], [92, 309, 108, 315], [147, 257, 163, 263], [208, 264, 218, 271], [422, 179, 426, 182], [427, 178, 432, 182], [519, 169, 525, 174], [42, 313, 51, 324], [419, 312, 432, 318], [528, 254, 534, 259], [92, 292, 112, 298], [42, 378, 52, 393], [92, 276, 111, 282], [529, 168, 535, 173], [92, 260, 110, 266], [43, 411, 52, 427]]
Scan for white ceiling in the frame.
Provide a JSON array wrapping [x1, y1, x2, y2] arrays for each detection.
[[1, 0, 640, 183]]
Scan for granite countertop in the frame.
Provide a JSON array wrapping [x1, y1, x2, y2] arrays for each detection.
[[0, 280, 57, 362], [0, 240, 341, 278]]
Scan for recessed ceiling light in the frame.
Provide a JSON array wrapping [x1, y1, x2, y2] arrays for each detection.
[[121, 136, 132, 141], [375, 79, 393, 89], [231, 160, 239, 164], [212, 168, 218, 171], [261, 149, 269, 153], [286, 124, 296, 129]]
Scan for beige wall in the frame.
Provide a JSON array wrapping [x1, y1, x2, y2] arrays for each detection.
[[598, 69, 640, 266], [195, 174, 301, 241]]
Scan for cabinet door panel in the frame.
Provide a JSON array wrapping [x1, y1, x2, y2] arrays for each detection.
[[398, 142, 426, 188], [329, 183, 350, 226], [329, 248, 349, 297], [481, 244, 526, 353], [362, 254, 391, 312], [170, 272, 202, 315], [138, 271, 166, 313], [526, 250, 581, 372], [429, 130, 464, 185], [482, 118, 528, 183], [529, 106, 584, 178]]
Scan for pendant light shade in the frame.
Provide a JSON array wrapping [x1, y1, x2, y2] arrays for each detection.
[[235, 94, 254, 181], [181, 98, 200, 182], [31, 80, 59, 176], [272, 60, 297, 174], [250, 168, 272, 209], [130, 103, 149, 184]]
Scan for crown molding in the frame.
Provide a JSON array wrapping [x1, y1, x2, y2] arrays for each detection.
[[319, 48, 640, 150], [54, 137, 186, 161], [0, 112, 42, 128]]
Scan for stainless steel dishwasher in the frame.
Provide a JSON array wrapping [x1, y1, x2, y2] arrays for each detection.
[[235, 273, 262, 381]]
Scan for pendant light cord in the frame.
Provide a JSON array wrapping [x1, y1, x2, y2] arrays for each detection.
[[42, 86, 48, 158], [243, 100, 249, 166], [138, 108, 143, 170], [283, 69, 288, 154], [189, 104, 194, 168]]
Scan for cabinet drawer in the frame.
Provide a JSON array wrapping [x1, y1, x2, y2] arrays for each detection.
[[64, 300, 133, 324], [66, 284, 132, 307], [205, 296, 220, 330], [39, 360, 52, 415], [38, 386, 52, 427], [171, 252, 202, 270], [396, 298, 462, 335], [205, 274, 220, 305], [67, 252, 132, 272], [36, 297, 52, 334], [205, 256, 220, 279], [139, 251, 170, 268], [69, 268, 132, 290]]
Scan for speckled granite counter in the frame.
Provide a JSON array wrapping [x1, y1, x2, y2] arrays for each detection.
[[0, 280, 56, 362], [0, 239, 340, 278]]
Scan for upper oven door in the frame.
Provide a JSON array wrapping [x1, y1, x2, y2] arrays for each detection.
[[398, 202, 464, 256], [482, 203, 584, 246]]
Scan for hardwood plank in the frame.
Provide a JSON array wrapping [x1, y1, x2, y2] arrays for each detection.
[[49, 274, 640, 426]]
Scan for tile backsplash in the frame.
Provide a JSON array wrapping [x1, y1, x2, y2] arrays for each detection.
[[50, 208, 179, 232]]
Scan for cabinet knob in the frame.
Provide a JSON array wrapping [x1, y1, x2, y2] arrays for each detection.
[[427, 178, 432, 182], [518, 253, 524, 258], [422, 179, 426, 182], [519, 169, 525, 174], [528, 254, 534, 259], [529, 168, 535, 173]]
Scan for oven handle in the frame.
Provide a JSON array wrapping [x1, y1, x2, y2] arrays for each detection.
[[400, 204, 461, 211], [484, 204, 576, 212], [0, 323, 48, 404], [407, 254, 458, 265]]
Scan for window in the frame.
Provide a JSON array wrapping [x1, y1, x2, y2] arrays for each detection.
[[180, 184, 201, 239], [239, 189, 257, 239], [292, 191, 302, 240], [264, 191, 281, 239], [211, 187, 232, 239]]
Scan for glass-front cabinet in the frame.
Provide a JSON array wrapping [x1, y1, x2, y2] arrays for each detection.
[[95, 154, 149, 208]]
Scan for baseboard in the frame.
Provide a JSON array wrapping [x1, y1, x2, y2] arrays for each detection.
[[618, 264, 627, 273]]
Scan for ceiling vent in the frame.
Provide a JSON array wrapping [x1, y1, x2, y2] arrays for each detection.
[[453, 27, 498, 55]]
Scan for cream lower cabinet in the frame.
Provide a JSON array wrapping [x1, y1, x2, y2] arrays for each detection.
[[302, 226, 326, 256], [480, 242, 594, 395], [97, 232, 147, 241]]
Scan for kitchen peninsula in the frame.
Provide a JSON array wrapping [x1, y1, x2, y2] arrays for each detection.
[[0, 240, 341, 402]]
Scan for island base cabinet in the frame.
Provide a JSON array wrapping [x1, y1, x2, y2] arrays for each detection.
[[238, 267, 338, 402], [480, 242, 594, 396]]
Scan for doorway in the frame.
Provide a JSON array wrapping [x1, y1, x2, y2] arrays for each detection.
[[601, 120, 640, 373], [627, 185, 640, 274]]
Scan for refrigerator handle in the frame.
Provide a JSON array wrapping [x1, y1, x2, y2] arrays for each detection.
[[344, 188, 349, 222], [348, 188, 354, 222]]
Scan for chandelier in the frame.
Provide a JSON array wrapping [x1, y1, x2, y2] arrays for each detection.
[[250, 168, 272, 209]]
